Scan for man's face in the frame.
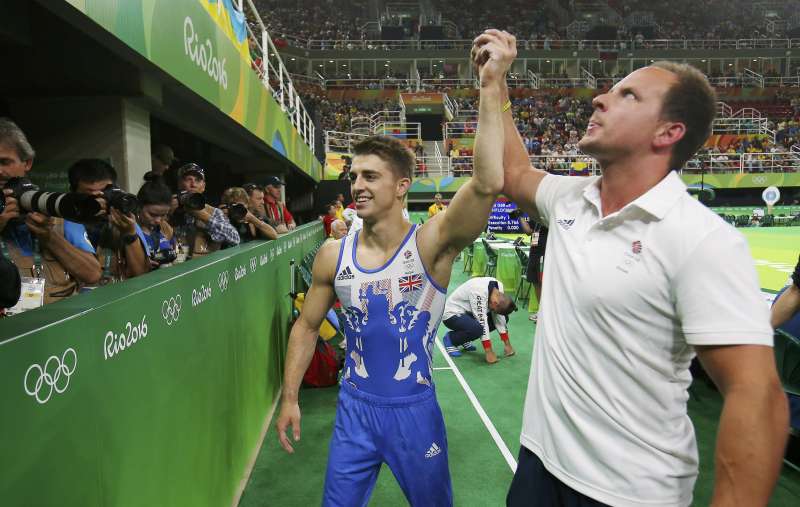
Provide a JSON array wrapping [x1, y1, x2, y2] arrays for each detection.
[[578, 67, 678, 165], [265, 184, 281, 200], [248, 189, 265, 210], [350, 154, 409, 221], [435, 196, 442, 205], [0, 143, 32, 186], [180, 175, 205, 193], [139, 204, 170, 228], [75, 179, 112, 195]]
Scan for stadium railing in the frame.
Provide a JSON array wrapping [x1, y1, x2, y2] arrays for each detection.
[[277, 38, 800, 52], [242, 0, 315, 152]]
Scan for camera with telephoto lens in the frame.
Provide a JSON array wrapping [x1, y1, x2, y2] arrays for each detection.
[[508, 208, 524, 220], [102, 184, 138, 215], [0, 177, 102, 222], [176, 190, 206, 211], [227, 203, 248, 223]]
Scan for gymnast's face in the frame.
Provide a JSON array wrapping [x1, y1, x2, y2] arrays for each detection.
[[579, 67, 678, 165], [349, 154, 410, 222]]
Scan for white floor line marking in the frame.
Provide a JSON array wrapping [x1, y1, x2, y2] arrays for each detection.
[[435, 338, 518, 473], [432, 366, 453, 371]]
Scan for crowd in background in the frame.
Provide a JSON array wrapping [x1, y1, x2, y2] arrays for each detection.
[[245, 0, 795, 46]]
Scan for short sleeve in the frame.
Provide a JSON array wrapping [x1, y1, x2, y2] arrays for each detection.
[[63, 221, 96, 254], [534, 174, 586, 224], [674, 226, 772, 346], [134, 223, 152, 257]]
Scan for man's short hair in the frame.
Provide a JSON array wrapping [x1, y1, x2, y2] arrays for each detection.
[[0, 118, 35, 162], [352, 135, 415, 181], [650, 61, 717, 170], [67, 158, 117, 191], [496, 294, 517, 316]]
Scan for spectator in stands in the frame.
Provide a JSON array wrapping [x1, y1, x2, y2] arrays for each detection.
[[0, 118, 100, 311], [243, 183, 268, 221], [428, 193, 447, 217], [68, 158, 150, 281], [172, 163, 240, 257], [136, 175, 178, 269], [220, 187, 278, 242], [263, 175, 296, 232]]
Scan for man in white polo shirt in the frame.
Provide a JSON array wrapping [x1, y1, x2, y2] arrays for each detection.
[[472, 30, 788, 506]]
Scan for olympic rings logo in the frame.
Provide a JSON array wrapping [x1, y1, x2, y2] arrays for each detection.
[[161, 295, 182, 326], [24, 348, 78, 405], [218, 270, 229, 292], [250, 257, 257, 272], [752, 175, 767, 185]]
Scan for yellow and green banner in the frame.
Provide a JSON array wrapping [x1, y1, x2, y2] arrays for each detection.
[[63, 0, 321, 180]]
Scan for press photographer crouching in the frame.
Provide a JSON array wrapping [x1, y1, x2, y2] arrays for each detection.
[[136, 176, 178, 269], [0, 119, 101, 314], [220, 187, 278, 243], [170, 163, 239, 258], [68, 158, 150, 282]]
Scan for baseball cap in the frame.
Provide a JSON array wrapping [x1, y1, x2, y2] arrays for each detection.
[[178, 163, 205, 180], [264, 176, 284, 187]]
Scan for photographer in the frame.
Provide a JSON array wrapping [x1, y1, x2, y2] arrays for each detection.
[[170, 163, 239, 257], [0, 118, 100, 311], [243, 183, 268, 222], [263, 176, 295, 233], [136, 176, 177, 269], [220, 187, 277, 242], [68, 158, 150, 281]]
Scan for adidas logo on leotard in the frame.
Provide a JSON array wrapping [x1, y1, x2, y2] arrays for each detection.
[[336, 266, 355, 281], [425, 442, 442, 458]]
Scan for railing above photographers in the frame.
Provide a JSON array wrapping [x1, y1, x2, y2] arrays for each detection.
[[374, 122, 421, 139], [325, 130, 368, 154], [444, 121, 477, 140], [408, 151, 800, 178], [684, 151, 800, 173], [324, 78, 416, 90], [242, 0, 314, 153], [420, 78, 477, 90], [350, 110, 405, 134], [273, 37, 800, 51]]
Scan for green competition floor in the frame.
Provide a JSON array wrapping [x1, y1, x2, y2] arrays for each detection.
[[741, 227, 800, 292], [240, 229, 800, 507]]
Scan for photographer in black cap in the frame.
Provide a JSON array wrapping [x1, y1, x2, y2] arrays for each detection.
[[262, 175, 295, 233], [0, 118, 101, 311], [171, 163, 239, 258]]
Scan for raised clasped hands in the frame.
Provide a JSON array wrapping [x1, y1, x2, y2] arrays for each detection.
[[471, 29, 517, 86]]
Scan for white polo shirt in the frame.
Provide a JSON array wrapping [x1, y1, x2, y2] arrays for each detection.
[[521, 171, 772, 507]]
